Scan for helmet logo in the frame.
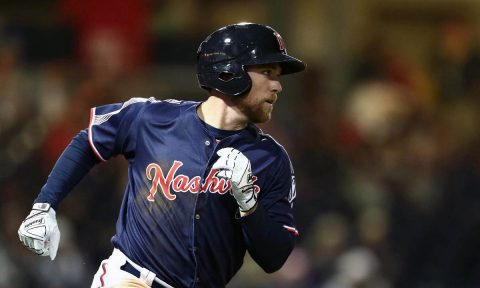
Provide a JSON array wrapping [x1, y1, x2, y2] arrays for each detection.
[[273, 32, 286, 52]]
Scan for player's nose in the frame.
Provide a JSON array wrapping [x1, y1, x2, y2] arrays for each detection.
[[271, 79, 282, 94]]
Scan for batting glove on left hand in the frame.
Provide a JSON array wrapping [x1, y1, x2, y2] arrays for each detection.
[[212, 147, 257, 212], [18, 203, 60, 260]]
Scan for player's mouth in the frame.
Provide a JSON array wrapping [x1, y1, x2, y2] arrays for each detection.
[[264, 99, 275, 110], [265, 95, 277, 105]]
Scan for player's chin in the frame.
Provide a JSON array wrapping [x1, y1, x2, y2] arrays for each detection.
[[250, 109, 272, 124]]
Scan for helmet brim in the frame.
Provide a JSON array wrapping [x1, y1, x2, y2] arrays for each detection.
[[247, 53, 306, 75]]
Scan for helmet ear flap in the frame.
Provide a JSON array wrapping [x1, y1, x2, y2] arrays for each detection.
[[218, 72, 235, 82], [209, 63, 252, 96], [197, 54, 252, 96]]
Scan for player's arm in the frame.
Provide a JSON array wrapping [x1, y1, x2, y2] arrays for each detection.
[[212, 148, 297, 273], [18, 130, 100, 259], [18, 98, 152, 260], [18, 98, 150, 259], [35, 130, 100, 209], [239, 203, 295, 273], [238, 158, 297, 273]]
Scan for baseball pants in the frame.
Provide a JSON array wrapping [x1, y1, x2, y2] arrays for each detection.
[[91, 248, 173, 288]]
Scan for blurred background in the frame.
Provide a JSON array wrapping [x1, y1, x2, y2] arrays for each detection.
[[1, 0, 480, 287]]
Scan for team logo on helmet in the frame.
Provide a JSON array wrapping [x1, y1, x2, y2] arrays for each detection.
[[273, 31, 286, 52]]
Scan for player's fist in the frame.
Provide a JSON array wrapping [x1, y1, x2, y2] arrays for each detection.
[[18, 203, 60, 260], [212, 147, 257, 212]]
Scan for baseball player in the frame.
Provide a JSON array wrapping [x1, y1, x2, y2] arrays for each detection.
[[18, 22, 305, 288]]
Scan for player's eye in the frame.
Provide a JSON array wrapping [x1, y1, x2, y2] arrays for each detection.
[[262, 69, 281, 79]]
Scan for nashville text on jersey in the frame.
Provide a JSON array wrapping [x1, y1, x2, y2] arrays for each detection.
[[146, 160, 260, 201]]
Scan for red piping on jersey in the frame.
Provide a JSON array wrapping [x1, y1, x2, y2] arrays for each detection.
[[283, 225, 299, 237], [88, 107, 106, 162], [99, 262, 108, 287]]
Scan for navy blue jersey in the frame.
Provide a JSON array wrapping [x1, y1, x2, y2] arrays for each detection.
[[85, 97, 298, 287]]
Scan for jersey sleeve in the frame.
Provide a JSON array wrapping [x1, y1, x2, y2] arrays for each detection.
[[88, 97, 156, 161], [259, 148, 299, 236], [238, 147, 298, 272]]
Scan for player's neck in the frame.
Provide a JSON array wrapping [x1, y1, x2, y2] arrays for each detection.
[[198, 95, 248, 131]]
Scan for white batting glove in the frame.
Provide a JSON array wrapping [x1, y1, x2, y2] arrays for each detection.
[[212, 147, 257, 212], [18, 203, 60, 260]]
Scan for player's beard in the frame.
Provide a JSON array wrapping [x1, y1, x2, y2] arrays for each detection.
[[234, 94, 276, 124]]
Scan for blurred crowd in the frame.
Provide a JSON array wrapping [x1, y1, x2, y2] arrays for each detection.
[[1, 3, 480, 288]]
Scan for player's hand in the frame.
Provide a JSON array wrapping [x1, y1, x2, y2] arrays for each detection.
[[18, 203, 61, 260], [212, 147, 257, 212]]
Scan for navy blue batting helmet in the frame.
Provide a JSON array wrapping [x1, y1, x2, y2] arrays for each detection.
[[196, 23, 306, 96]]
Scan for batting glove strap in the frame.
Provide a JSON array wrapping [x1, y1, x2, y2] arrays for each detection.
[[32, 202, 51, 212], [236, 184, 257, 212], [18, 203, 61, 260]]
